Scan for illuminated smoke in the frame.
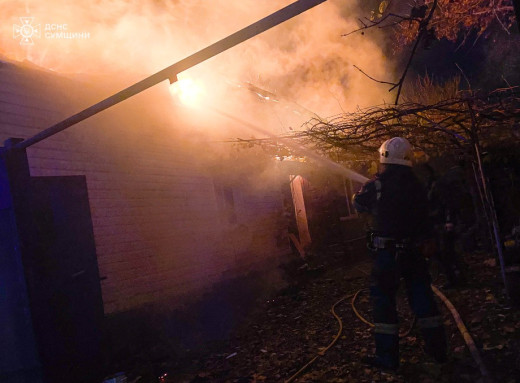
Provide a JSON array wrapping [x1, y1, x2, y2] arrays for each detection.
[[1, 0, 393, 134]]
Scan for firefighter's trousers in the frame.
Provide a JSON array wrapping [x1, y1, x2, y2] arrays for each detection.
[[370, 246, 447, 366]]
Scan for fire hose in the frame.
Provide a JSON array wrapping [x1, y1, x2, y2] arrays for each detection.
[[284, 292, 354, 383], [284, 285, 491, 383]]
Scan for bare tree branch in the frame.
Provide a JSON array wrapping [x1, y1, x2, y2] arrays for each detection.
[[232, 86, 520, 164], [353, 65, 398, 86], [347, 1, 439, 105], [393, 0, 438, 104], [342, 12, 417, 37]]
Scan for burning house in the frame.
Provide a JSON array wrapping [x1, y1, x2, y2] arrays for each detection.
[[0, 55, 309, 380], [0, 0, 392, 380], [0, 56, 369, 381]]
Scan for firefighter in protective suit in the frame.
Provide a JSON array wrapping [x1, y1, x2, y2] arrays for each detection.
[[353, 137, 447, 370]]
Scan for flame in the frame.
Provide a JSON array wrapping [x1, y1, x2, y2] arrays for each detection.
[[0, 0, 393, 126], [169, 75, 206, 107]]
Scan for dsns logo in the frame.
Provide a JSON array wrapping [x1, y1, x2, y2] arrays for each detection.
[[13, 17, 41, 45]]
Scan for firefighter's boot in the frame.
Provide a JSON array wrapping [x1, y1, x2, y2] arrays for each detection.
[[363, 332, 399, 370]]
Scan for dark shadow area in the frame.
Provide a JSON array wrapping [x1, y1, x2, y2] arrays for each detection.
[[101, 263, 290, 381]]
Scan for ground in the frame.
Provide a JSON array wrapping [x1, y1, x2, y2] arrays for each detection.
[[123, 247, 520, 383]]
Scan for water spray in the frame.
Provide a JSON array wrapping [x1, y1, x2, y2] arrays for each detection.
[[210, 107, 369, 184]]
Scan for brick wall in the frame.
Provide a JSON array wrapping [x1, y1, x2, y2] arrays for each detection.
[[0, 60, 290, 313]]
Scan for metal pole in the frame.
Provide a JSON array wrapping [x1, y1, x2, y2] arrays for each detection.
[[471, 161, 494, 249], [14, 0, 326, 151], [474, 142, 510, 299], [467, 101, 510, 299]]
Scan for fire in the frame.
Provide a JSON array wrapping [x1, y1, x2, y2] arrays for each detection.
[[169, 75, 206, 107]]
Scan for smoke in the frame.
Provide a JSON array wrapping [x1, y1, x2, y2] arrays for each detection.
[[2, 0, 393, 185], [2, 0, 393, 121], [2, 0, 396, 189]]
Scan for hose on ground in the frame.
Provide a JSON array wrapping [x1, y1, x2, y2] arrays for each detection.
[[284, 292, 354, 383], [352, 285, 492, 380], [431, 285, 492, 381], [286, 283, 491, 382], [284, 288, 415, 383], [351, 288, 417, 338]]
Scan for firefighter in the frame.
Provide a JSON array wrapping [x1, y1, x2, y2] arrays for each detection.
[[429, 161, 469, 289], [353, 137, 447, 370]]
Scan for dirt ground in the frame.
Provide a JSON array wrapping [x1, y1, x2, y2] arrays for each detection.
[[124, 247, 520, 383]]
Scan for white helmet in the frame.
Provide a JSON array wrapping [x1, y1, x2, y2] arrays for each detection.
[[378, 137, 412, 167]]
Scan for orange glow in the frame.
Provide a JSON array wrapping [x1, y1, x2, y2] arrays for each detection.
[[169, 76, 205, 107], [0, 0, 393, 126]]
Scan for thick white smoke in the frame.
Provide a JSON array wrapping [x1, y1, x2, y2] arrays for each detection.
[[1, 0, 393, 134]]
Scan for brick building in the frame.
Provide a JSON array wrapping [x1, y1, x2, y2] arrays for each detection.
[[0, 59, 291, 315], [1, 58, 369, 382]]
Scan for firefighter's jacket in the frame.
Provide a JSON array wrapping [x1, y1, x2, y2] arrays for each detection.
[[353, 164, 432, 240]]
